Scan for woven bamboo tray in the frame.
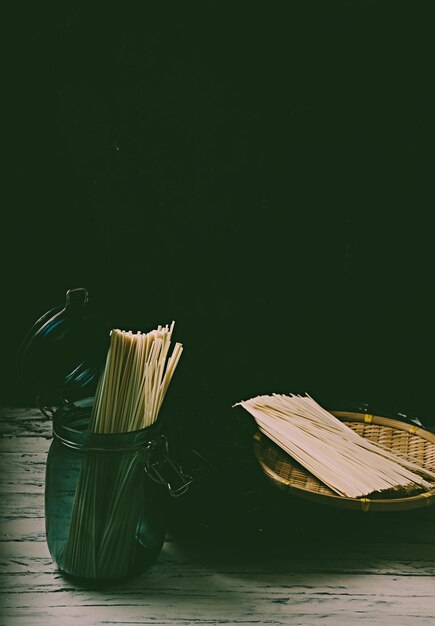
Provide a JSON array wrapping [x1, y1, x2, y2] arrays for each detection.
[[253, 411, 435, 512]]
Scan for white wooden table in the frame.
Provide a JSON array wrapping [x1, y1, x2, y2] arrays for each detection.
[[1, 408, 434, 626]]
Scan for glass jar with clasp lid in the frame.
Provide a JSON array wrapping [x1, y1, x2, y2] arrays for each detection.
[[19, 288, 192, 583]]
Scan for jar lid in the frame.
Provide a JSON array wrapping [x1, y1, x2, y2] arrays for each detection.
[[18, 288, 110, 408]]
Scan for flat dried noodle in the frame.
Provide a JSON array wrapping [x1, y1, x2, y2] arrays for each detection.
[[235, 394, 435, 498]]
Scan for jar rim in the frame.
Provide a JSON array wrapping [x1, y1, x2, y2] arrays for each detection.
[[52, 405, 162, 453]]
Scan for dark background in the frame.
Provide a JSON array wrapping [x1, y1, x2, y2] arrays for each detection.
[[3, 1, 434, 428]]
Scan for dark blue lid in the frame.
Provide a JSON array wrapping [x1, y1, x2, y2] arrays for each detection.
[[18, 288, 110, 407]]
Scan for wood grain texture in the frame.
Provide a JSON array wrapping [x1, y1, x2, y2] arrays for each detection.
[[1, 408, 435, 626]]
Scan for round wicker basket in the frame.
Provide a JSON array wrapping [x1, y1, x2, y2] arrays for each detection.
[[253, 411, 435, 512]]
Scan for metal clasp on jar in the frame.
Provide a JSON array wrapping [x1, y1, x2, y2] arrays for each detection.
[[144, 435, 193, 497]]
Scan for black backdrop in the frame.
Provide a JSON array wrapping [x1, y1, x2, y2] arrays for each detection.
[[3, 1, 435, 427]]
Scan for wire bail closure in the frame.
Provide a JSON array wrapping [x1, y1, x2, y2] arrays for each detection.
[[65, 287, 89, 309], [144, 435, 193, 497]]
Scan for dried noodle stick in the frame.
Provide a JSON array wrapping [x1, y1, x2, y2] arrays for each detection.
[[62, 322, 183, 580], [90, 323, 183, 433]]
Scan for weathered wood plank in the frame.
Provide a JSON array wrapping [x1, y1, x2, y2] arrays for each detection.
[[0, 408, 52, 439], [0, 406, 43, 422], [0, 493, 44, 519], [0, 611, 433, 626], [2, 508, 435, 546], [0, 518, 46, 542], [0, 439, 50, 454], [0, 481, 45, 494], [0, 575, 434, 625], [1, 540, 435, 577], [0, 407, 44, 422], [0, 454, 46, 475]]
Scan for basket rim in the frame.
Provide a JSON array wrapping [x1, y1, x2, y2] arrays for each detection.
[[254, 411, 435, 507]]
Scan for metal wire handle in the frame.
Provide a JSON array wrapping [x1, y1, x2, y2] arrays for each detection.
[[65, 288, 89, 308], [144, 435, 193, 497]]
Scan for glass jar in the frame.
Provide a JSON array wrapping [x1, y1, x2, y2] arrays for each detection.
[[45, 405, 167, 582]]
